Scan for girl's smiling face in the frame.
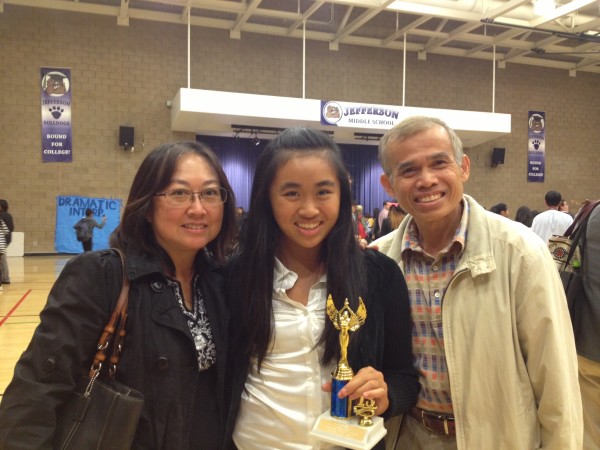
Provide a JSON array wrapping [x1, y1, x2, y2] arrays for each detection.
[[269, 152, 341, 256]]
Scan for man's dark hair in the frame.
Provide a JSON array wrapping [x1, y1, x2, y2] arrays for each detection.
[[85, 208, 94, 217], [491, 203, 507, 214], [0, 200, 8, 212], [545, 191, 562, 207]]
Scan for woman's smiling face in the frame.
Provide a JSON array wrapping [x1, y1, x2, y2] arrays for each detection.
[[150, 154, 224, 260]]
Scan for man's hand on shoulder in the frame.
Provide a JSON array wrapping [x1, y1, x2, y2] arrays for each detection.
[[358, 238, 379, 251]]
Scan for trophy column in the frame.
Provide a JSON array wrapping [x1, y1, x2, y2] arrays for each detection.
[[310, 296, 387, 450]]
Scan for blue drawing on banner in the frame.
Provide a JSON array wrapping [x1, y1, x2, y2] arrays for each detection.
[[49, 106, 65, 119]]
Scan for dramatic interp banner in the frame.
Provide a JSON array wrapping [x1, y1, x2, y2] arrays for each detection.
[[55, 196, 122, 254], [41, 67, 72, 162], [527, 111, 546, 183]]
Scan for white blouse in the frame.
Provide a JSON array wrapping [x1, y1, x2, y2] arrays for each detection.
[[233, 258, 341, 450]]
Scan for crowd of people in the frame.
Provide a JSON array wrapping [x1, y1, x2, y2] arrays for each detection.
[[489, 189, 580, 244], [0, 117, 596, 450], [356, 193, 580, 249]]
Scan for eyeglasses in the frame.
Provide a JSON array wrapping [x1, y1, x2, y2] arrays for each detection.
[[154, 187, 228, 207]]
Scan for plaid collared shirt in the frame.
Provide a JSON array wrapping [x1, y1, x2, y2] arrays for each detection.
[[400, 200, 469, 414]]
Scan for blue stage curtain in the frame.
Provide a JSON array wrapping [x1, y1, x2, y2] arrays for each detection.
[[197, 135, 266, 210], [339, 143, 394, 217], [197, 135, 394, 217]]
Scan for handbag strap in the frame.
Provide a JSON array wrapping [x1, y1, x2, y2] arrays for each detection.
[[88, 248, 131, 379], [562, 201, 600, 270], [563, 200, 600, 237]]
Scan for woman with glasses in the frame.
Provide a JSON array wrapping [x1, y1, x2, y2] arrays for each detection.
[[0, 141, 238, 449]]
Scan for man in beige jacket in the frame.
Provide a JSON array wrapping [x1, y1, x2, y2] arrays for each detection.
[[374, 116, 582, 450]]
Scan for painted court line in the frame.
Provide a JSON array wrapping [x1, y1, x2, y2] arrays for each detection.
[[0, 290, 33, 327]]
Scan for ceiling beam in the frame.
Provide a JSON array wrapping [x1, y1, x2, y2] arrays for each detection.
[[287, 0, 326, 34], [5, 0, 600, 75], [117, 0, 129, 26], [332, 1, 394, 46]]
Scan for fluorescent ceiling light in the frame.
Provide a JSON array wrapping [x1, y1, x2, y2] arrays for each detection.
[[533, 0, 556, 15]]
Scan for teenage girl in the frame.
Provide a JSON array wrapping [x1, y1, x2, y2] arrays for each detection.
[[226, 128, 419, 449]]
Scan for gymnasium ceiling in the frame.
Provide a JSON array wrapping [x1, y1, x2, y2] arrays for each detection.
[[6, 0, 600, 75]]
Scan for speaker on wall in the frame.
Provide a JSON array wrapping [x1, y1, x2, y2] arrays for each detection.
[[119, 126, 134, 149], [492, 147, 505, 167]]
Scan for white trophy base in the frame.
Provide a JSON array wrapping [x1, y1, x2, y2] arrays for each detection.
[[310, 410, 387, 450]]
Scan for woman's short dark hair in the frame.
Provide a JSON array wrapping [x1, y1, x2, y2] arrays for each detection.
[[232, 127, 365, 367], [110, 140, 236, 262]]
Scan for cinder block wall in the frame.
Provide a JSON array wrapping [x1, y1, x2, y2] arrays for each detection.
[[1, 5, 599, 253]]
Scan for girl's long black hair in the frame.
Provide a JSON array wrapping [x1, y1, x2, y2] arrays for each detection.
[[230, 128, 366, 368]]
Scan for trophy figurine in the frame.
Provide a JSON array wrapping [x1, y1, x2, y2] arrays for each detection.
[[310, 295, 387, 450], [328, 295, 366, 419]]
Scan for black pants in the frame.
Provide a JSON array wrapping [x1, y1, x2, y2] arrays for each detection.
[[82, 238, 93, 252]]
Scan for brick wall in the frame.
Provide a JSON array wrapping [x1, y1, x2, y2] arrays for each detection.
[[1, 5, 599, 252]]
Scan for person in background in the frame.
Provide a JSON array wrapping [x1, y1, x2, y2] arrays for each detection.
[[576, 202, 600, 449], [228, 206, 249, 257], [559, 199, 575, 218], [0, 199, 14, 284], [374, 116, 582, 449], [0, 141, 238, 449], [377, 200, 391, 232], [514, 205, 534, 227], [236, 206, 248, 240], [370, 207, 381, 241], [356, 204, 369, 240], [490, 202, 509, 218], [380, 203, 406, 237], [351, 201, 360, 241], [226, 127, 419, 450], [531, 190, 573, 243], [0, 217, 9, 292], [76, 208, 107, 252], [365, 211, 375, 238]]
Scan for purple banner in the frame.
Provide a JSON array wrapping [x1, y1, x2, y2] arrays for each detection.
[[527, 111, 545, 182], [41, 68, 72, 162]]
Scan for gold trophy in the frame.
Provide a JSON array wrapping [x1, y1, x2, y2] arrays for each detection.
[[310, 295, 387, 450]]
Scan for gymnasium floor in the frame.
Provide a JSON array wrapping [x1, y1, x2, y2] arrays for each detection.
[[0, 255, 73, 398]]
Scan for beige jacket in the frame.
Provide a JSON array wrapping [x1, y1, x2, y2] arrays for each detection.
[[376, 195, 582, 450]]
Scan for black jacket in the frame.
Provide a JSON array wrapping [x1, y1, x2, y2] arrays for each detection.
[[0, 248, 232, 449], [0, 211, 14, 232], [224, 249, 420, 449], [0, 210, 13, 244]]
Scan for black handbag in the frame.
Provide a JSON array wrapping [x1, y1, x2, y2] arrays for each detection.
[[55, 249, 144, 450]]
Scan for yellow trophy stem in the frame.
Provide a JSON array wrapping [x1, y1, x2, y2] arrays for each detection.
[[333, 362, 354, 381]]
